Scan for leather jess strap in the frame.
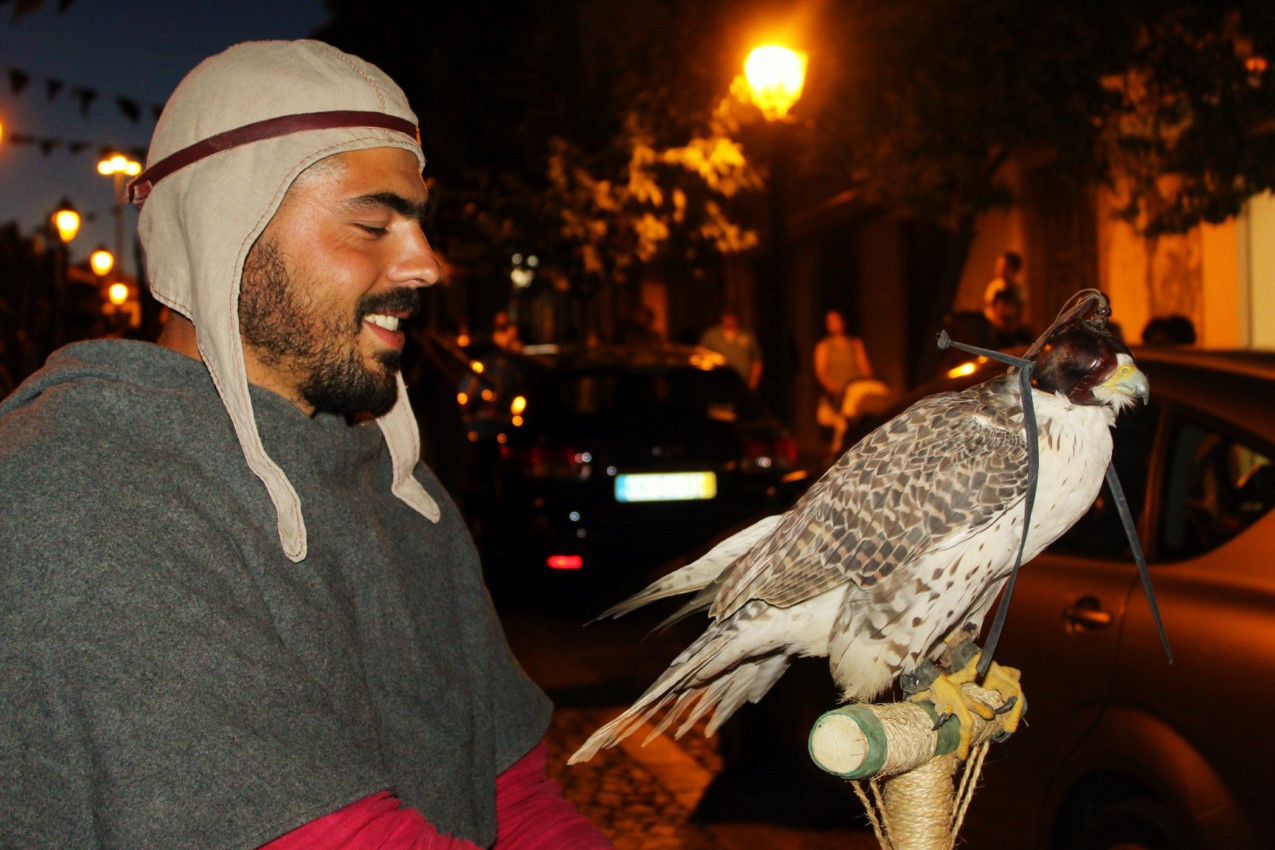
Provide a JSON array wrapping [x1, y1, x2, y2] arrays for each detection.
[[126, 110, 420, 207]]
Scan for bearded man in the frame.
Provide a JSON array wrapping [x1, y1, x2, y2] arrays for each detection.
[[0, 40, 612, 850]]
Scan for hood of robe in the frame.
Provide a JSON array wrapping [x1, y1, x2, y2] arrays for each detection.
[[132, 39, 439, 562]]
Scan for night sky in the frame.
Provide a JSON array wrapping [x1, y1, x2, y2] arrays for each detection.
[[0, 0, 330, 277]]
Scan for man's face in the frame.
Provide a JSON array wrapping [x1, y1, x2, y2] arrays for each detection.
[[239, 147, 441, 417]]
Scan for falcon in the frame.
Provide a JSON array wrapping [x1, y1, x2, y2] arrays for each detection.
[[570, 291, 1150, 765]]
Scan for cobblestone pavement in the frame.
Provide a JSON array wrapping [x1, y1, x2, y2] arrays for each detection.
[[546, 705, 878, 850], [504, 608, 879, 850]]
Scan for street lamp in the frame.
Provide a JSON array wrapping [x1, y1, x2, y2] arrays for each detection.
[[90, 246, 115, 278], [98, 152, 142, 279], [52, 200, 81, 244], [744, 45, 807, 121], [744, 44, 806, 425], [49, 198, 81, 348]]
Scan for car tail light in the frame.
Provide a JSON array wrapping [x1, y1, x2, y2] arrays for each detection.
[[499, 445, 592, 479], [547, 554, 584, 570], [744, 436, 797, 470]]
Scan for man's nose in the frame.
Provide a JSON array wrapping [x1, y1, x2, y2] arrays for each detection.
[[396, 225, 443, 287]]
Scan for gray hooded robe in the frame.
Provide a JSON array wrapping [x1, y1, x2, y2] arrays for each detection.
[[0, 40, 550, 849]]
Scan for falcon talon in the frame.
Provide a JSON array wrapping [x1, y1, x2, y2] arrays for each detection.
[[993, 695, 1018, 716], [932, 710, 954, 732]]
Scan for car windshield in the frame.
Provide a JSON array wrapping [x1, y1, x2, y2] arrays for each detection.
[[545, 367, 763, 424]]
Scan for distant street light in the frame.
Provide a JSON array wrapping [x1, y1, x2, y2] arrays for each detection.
[[49, 198, 81, 348], [90, 246, 115, 278], [52, 199, 81, 244], [744, 44, 807, 425], [744, 46, 807, 122], [97, 152, 142, 280]]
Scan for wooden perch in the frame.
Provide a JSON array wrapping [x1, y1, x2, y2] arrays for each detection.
[[809, 682, 1015, 779], [807, 683, 1023, 850]]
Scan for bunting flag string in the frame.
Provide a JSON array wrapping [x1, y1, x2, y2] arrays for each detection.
[[6, 129, 145, 162], [4, 62, 162, 125]]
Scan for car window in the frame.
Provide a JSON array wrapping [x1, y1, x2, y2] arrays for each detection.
[[1047, 401, 1161, 561], [1158, 413, 1275, 561]]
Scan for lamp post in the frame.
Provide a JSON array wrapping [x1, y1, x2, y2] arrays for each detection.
[[97, 153, 141, 278], [744, 45, 806, 425], [50, 198, 81, 349]]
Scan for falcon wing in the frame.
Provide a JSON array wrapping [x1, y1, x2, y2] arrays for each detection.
[[709, 378, 1032, 619]]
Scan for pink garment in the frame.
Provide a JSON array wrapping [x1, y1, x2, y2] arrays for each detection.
[[260, 740, 613, 850]]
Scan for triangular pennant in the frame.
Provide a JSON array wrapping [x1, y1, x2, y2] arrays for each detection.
[[45, 78, 63, 101], [116, 96, 140, 123], [8, 67, 29, 95], [71, 86, 98, 117], [68, 140, 89, 153], [38, 138, 63, 156], [10, 133, 35, 144]]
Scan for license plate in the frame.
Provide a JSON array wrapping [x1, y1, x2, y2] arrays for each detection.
[[614, 472, 717, 503]]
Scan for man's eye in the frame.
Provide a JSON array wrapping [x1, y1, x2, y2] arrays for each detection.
[[356, 223, 388, 235]]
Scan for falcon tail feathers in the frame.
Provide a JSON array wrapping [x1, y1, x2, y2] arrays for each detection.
[[594, 514, 784, 622], [568, 643, 791, 764]]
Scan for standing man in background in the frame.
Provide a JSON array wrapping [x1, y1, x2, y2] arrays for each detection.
[[699, 304, 763, 391]]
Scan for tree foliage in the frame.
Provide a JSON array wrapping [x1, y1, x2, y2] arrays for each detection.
[[315, 0, 769, 300], [807, 0, 1275, 236], [314, 0, 1275, 342]]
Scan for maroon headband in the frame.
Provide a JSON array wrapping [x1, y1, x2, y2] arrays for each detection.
[[127, 110, 420, 207]]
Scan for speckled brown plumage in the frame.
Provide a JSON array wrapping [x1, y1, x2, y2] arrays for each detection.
[[571, 308, 1147, 765]]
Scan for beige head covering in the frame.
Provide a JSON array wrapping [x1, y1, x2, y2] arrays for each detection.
[[133, 40, 439, 562]]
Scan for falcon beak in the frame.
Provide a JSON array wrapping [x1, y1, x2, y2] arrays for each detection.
[[1102, 363, 1150, 404]]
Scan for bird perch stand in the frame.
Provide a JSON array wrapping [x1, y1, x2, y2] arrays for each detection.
[[808, 682, 1021, 850]]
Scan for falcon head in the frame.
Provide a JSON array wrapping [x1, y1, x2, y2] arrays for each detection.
[[1027, 291, 1149, 412]]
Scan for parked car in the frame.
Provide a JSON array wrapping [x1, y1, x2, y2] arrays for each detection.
[[952, 346, 1275, 850], [695, 346, 1275, 848], [453, 344, 812, 605]]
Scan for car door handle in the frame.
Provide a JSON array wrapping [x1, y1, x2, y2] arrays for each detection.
[[1063, 597, 1113, 630]]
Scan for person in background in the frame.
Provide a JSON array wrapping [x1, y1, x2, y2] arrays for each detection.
[[1142, 314, 1197, 345], [813, 308, 891, 461], [699, 305, 763, 391], [0, 40, 612, 850], [983, 251, 1035, 349], [491, 309, 524, 351], [619, 304, 662, 347]]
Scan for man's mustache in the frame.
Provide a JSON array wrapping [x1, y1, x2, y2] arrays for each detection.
[[358, 288, 422, 321]]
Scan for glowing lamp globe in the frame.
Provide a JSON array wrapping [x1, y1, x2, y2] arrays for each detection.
[[744, 45, 807, 120], [90, 248, 115, 277]]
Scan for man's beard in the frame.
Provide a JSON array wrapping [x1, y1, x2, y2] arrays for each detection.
[[239, 237, 418, 418]]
